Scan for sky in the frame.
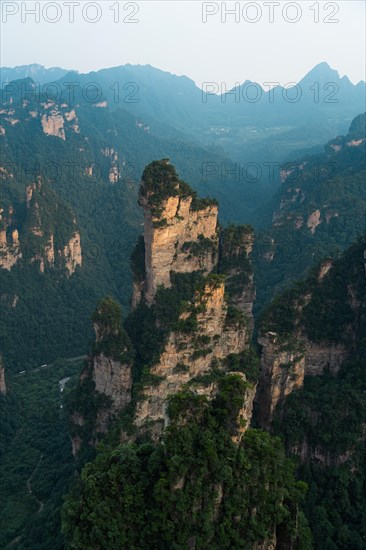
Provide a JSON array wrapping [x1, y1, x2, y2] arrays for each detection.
[[1, 1, 365, 89]]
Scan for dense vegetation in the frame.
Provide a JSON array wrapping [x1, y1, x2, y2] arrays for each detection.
[[260, 235, 366, 346], [254, 114, 366, 315], [140, 159, 218, 217], [262, 236, 366, 549], [92, 297, 134, 362], [62, 379, 311, 549], [0, 359, 82, 548], [275, 354, 366, 549]]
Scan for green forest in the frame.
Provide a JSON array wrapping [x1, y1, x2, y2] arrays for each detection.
[[62, 381, 311, 549]]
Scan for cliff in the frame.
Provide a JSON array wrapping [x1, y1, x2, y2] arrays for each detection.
[[73, 161, 257, 449], [0, 178, 82, 275], [65, 161, 311, 548], [257, 237, 366, 428], [69, 297, 133, 456], [0, 357, 6, 395], [134, 276, 255, 439], [219, 224, 256, 332], [254, 113, 366, 312], [128, 161, 257, 441], [0, 79, 80, 141], [263, 237, 366, 548], [133, 159, 219, 306], [0, 224, 21, 270]]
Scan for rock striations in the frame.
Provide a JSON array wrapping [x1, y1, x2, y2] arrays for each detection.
[[134, 276, 254, 439], [133, 160, 219, 306], [70, 297, 133, 455], [71, 160, 257, 453], [130, 160, 256, 440], [257, 238, 366, 429], [0, 178, 82, 275]]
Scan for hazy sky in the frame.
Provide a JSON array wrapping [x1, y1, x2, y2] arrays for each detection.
[[1, 1, 365, 88]]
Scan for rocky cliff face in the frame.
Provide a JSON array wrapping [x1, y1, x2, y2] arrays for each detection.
[[1, 80, 80, 141], [134, 277, 255, 439], [256, 332, 305, 429], [0, 357, 6, 395], [0, 223, 21, 270], [129, 161, 257, 440], [90, 305, 133, 413], [219, 224, 256, 331], [257, 331, 348, 428], [65, 161, 314, 548], [257, 239, 365, 428], [134, 184, 218, 306], [72, 161, 257, 449], [70, 297, 133, 455], [62, 231, 82, 276], [0, 179, 82, 275]]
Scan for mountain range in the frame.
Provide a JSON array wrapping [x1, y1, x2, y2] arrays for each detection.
[[2, 61, 365, 168]]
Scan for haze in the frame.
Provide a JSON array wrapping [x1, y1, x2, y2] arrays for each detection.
[[1, 1, 365, 88]]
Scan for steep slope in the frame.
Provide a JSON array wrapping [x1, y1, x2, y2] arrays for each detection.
[[257, 235, 365, 426], [71, 160, 256, 448], [255, 113, 366, 313], [69, 297, 134, 459], [256, 236, 366, 548], [64, 162, 310, 548], [133, 160, 219, 306]]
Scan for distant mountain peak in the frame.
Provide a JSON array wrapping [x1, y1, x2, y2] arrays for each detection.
[[301, 61, 340, 81]]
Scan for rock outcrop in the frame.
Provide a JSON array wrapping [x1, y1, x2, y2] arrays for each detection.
[[90, 299, 133, 413], [130, 161, 257, 441], [134, 163, 219, 306], [0, 223, 22, 270], [0, 357, 6, 395], [257, 331, 348, 428], [134, 277, 254, 438], [257, 238, 365, 428], [71, 160, 257, 450], [219, 224, 256, 331], [70, 297, 133, 455], [41, 111, 66, 140], [0, 180, 82, 275], [62, 232, 82, 276]]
